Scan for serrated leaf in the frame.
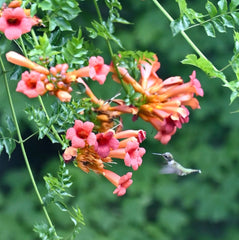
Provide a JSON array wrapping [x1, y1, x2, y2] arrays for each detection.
[[170, 15, 191, 36], [218, 0, 228, 13], [175, 0, 188, 16], [181, 54, 226, 80], [231, 12, 239, 26], [205, 1, 218, 17], [55, 201, 68, 212], [229, 0, 239, 11], [221, 15, 234, 28], [5, 116, 16, 134], [213, 18, 226, 33], [38, 0, 53, 11], [2, 137, 16, 157], [203, 22, 216, 37], [230, 90, 239, 103]]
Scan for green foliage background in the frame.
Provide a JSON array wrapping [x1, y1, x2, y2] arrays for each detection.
[[1, 0, 239, 239]]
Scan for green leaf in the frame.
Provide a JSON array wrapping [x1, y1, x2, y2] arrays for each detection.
[[5, 116, 16, 134], [55, 201, 68, 212], [221, 15, 234, 28], [213, 18, 226, 33], [33, 224, 60, 240], [203, 22, 216, 37], [50, 17, 73, 32], [205, 1, 218, 17], [170, 15, 191, 36], [0, 128, 16, 158], [218, 0, 228, 13], [230, 90, 239, 103], [0, 37, 11, 54], [181, 54, 226, 80], [231, 12, 239, 26], [38, 0, 53, 11], [175, 0, 188, 16], [229, 0, 239, 11]]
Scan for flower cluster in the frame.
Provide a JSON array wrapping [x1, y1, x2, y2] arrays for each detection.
[[6, 51, 110, 102], [5, 45, 203, 197], [63, 120, 146, 196], [0, 1, 41, 40], [110, 55, 204, 144], [6, 51, 203, 145]]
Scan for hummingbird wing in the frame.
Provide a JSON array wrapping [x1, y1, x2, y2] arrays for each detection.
[[159, 165, 178, 174]]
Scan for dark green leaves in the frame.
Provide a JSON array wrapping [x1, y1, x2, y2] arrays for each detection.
[[28, 33, 59, 63], [181, 54, 226, 80], [42, 158, 85, 237], [87, 20, 123, 48], [205, 1, 218, 17], [37, 0, 81, 32], [33, 224, 60, 240], [60, 29, 88, 67], [0, 116, 16, 158], [171, 0, 239, 37]]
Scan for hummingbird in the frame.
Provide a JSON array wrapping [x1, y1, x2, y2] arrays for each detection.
[[153, 152, 201, 176]]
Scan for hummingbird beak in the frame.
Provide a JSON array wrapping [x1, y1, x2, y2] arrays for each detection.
[[152, 153, 163, 156]]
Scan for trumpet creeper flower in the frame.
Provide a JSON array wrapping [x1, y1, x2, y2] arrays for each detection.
[[0, 7, 33, 40]]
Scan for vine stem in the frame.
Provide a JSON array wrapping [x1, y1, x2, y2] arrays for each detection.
[[0, 55, 57, 232], [151, 0, 209, 61], [92, 0, 129, 94], [38, 96, 65, 147], [19, 32, 65, 148], [151, 0, 234, 89]]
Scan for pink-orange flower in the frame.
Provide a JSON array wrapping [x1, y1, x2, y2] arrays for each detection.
[[0, 7, 33, 40], [101, 170, 133, 196], [95, 130, 119, 158], [66, 120, 96, 148], [110, 55, 204, 144], [89, 56, 110, 84], [124, 140, 145, 170], [63, 121, 146, 196], [16, 70, 46, 98], [67, 56, 110, 85]]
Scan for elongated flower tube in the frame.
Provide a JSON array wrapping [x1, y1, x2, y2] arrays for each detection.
[[6, 51, 49, 74]]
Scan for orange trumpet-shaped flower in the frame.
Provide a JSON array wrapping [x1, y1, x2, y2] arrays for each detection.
[[6, 51, 49, 75], [110, 54, 203, 144]]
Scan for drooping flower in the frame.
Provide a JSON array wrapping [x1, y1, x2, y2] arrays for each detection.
[[16, 70, 46, 98], [101, 169, 133, 196], [124, 140, 145, 170], [66, 120, 96, 148], [0, 7, 34, 40]]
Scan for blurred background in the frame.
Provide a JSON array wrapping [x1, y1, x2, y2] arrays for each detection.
[[1, 0, 239, 239]]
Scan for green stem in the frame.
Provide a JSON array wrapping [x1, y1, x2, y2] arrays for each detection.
[[38, 96, 65, 147], [151, 0, 214, 67], [31, 29, 39, 46], [93, 0, 129, 94], [19, 36, 28, 57], [18, 33, 64, 148], [0, 55, 57, 232]]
